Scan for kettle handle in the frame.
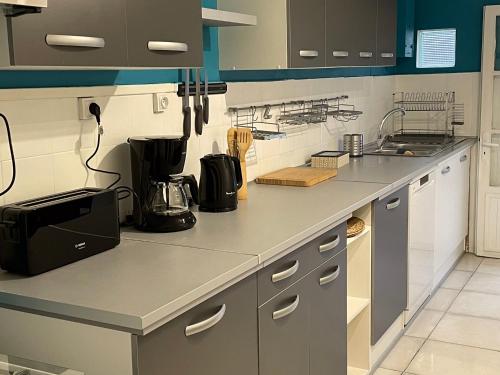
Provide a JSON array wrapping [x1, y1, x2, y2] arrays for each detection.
[[231, 157, 243, 190], [182, 175, 200, 206]]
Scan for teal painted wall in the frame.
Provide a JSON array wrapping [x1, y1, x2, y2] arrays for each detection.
[[396, 0, 500, 74]]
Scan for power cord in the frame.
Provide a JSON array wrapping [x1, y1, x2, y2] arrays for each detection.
[[85, 103, 122, 189], [0, 113, 16, 197]]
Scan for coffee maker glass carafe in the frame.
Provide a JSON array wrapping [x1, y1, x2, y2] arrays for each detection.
[[149, 176, 197, 216]]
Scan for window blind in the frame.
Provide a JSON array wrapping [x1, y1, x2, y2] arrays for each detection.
[[417, 29, 456, 69]]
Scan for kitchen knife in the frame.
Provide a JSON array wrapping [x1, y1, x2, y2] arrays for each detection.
[[203, 69, 210, 124], [183, 69, 191, 139], [194, 68, 203, 135]]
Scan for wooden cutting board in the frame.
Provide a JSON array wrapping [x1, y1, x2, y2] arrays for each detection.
[[256, 167, 338, 187]]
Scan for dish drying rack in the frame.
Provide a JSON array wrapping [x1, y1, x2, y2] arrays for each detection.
[[228, 95, 363, 140], [391, 91, 465, 141]]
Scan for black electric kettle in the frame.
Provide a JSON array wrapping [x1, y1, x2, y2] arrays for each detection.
[[199, 154, 243, 212]]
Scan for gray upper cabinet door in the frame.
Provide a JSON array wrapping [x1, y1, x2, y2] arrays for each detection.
[[126, 0, 203, 67], [259, 277, 310, 375], [136, 275, 258, 375], [7, 0, 128, 67], [309, 251, 347, 375], [287, 0, 326, 68], [326, 0, 377, 67], [371, 186, 409, 345], [376, 0, 397, 66]]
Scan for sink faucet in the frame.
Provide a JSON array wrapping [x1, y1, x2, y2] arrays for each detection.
[[377, 108, 406, 148]]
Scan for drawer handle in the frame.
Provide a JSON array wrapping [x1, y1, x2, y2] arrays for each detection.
[[386, 198, 401, 210], [319, 265, 341, 286], [319, 235, 340, 253], [185, 304, 226, 337], [460, 155, 468, 162], [300, 50, 319, 58], [381, 52, 394, 58], [359, 51, 373, 58], [46, 34, 105, 48], [272, 260, 299, 283], [273, 295, 300, 320], [442, 166, 451, 175], [148, 41, 189, 52], [332, 51, 349, 57]]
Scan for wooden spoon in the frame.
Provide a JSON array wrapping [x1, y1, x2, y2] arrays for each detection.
[[227, 127, 238, 157], [237, 128, 253, 200]]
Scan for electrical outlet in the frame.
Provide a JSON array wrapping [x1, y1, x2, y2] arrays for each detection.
[[153, 93, 169, 113], [78, 97, 100, 121]]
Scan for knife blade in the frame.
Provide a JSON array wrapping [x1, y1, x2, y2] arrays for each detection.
[[203, 69, 209, 125], [183, 68, 191, 139], [194, 68, 203, 135]]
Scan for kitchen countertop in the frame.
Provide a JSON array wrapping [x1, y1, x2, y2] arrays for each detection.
[[0, 137, 476, 334]]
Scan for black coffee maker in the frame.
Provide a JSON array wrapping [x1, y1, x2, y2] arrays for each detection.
[[199, 154, 243, 212], [129, 136, 199, 232]]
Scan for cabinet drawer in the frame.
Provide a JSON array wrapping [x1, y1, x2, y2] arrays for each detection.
[[309, 251, 347, 375], [258, 277, 310, 375], [258, 222, 346, 305], [8, 0, 128, 67], [136, 275, 258, 375]]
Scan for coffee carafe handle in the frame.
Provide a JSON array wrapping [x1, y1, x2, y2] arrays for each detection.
[[231, 157, 243, 190], [182, 175, 200, 206]]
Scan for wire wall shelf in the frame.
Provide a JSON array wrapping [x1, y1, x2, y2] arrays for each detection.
[[392, 91, 464, 140], [228, 95, 363, 140]]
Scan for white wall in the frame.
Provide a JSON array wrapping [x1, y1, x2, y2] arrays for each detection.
[[0, 76, 395, 218]]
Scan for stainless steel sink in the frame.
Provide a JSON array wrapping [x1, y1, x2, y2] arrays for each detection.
[[364, 139, 464, 157]]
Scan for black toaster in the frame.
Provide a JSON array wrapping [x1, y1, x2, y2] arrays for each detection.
[[0, 188, 120, 276]]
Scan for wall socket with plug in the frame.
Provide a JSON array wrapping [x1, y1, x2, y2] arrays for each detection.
[[78, 97, 102, 121]]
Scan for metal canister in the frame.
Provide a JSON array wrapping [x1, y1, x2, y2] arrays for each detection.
[[350, 134, 364, 157], [343, 134, 352, 154]]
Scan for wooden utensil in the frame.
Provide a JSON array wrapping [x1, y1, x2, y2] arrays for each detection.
[[256, 167, 337, 187], [227, 127, 238, 157], [237, 128, 253, 200]]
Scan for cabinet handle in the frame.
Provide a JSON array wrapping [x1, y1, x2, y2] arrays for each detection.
[[148, 41, 189, 52], [332, 51, 349, 57], [319, 265, 341, 286], [460, 155, 468, 162], [45, 35, 105, 48], [381, 53, 394, 58], [185, 304, 226, 337], [272, 261, 299, 283], [359, 51, 373, 58], [319, 235, 340, 253], [386, 198, 401, 210], [442, 166, 451, 175], [300, 50, 319, 58], [273, 295, 300, 320]]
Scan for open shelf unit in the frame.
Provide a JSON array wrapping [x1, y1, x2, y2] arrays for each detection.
[[347, 204, 372, 374], [202, 8, 257, 27]]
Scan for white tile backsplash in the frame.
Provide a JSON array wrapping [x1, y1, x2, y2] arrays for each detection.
[[0, 72, 480, 212]]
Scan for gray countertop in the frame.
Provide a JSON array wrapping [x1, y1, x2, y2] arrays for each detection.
[[0, 137, 476, 334]]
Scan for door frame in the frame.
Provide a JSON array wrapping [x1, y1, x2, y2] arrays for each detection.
[[477, 5, 500, 257]]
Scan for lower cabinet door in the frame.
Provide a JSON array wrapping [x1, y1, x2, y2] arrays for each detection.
[[259, 278, 310, 375], [309, 251, 347, 375], [371, 186, 409, 345], [136, 275, 258, 375]]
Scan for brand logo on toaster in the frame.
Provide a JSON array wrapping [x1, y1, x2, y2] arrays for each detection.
[[75, 242, 86, 251]]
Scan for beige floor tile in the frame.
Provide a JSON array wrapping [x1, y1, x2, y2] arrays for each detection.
[[380, 336, 425, 372], [430, 313, 500, 351], [425, 288, 459, 312], [441, 270, 472, 290], [464, 272, 500, 295], [449, 290, 500, 320], [374, 369, 401, 375], [455, 253, 483, 272], [407, 340, 500, 375], [476, 257, 500, 276], [405, 310, 444, 339]]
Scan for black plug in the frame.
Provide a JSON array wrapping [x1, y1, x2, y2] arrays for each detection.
[[89, 102, 101, 125]]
